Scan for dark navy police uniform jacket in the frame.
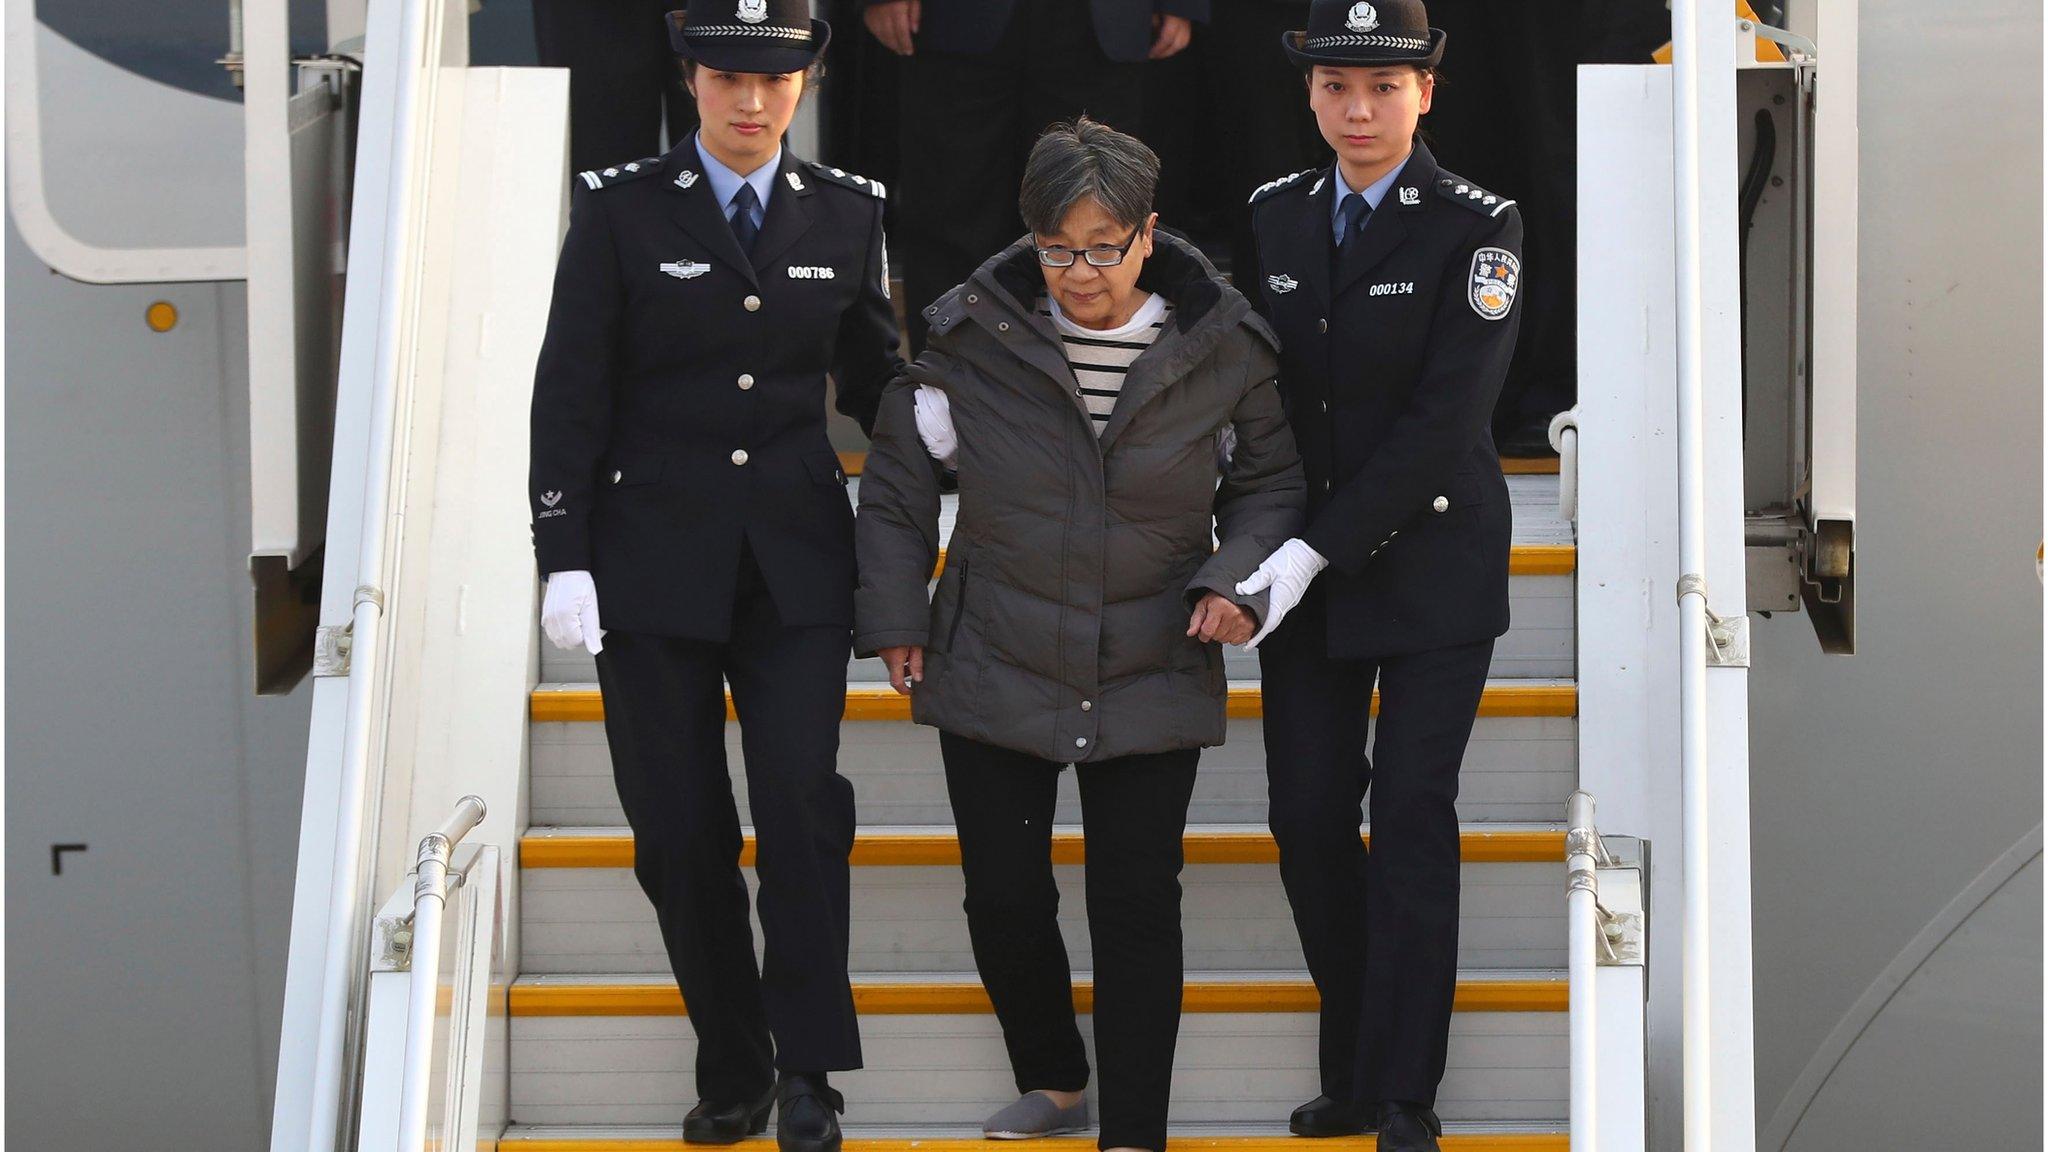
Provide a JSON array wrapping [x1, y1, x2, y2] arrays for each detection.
[[528, 141, 901, 642], [1249, 141, 1524, 660]]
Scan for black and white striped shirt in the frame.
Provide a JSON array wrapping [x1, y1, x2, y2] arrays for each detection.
[[1043, 293, 1170, 435]]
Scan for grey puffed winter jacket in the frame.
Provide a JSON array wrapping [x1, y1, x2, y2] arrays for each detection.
[[853, 231, 1305, 763]]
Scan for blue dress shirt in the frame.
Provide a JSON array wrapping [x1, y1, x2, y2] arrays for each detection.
[[1329, 150, 1412, 244], [695, 132, 779, 230]]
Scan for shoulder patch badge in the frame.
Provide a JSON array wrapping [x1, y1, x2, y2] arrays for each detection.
[[1249, 168, 1318, 205], [1469, 247, 1519, 321], [579, 157, 663, 190], [805, 161, 887, 199]]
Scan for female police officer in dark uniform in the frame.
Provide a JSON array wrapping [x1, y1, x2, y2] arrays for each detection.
[[527, 3, 901, 1149], [1230, 2, 1523, 1149]]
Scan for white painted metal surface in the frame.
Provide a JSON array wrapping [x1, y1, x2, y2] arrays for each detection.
[[397, 798, 488, 1152], [3, 3, 248, 281]]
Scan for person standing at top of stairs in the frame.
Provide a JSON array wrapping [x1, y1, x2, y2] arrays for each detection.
[[1234, 2, 1526, 1149], [526, 3, 906, 1150]]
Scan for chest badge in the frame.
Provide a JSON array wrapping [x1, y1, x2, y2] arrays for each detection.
[[1347, 3, 1379, 32], [787, 265, 837, 280], [1469, 247, 1520, 321], [1398, 186, 1421, 206], [1266, 274, 1299, 294], [660, 260, 713, 280]]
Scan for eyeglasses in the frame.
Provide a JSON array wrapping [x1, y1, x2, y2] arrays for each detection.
[[1034, 227, 1144, 268]]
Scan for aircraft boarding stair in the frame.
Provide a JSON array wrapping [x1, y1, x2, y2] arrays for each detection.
[[498, 472, 1576, 1150]]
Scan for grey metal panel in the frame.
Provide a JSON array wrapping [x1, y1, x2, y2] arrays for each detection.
[[528, 715, 1579, 827], [519, 858, 1567, 975], [507, 1005, 1567, 1126]]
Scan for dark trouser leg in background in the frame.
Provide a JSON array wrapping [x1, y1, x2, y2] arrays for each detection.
[[1259, 586, 1379, 1103], [533, 0, 697, 174], [595, 629, 775, 1105], [941, 732, 1092, 1095], [1356, 638, 1495, 1107], [724, 562, 864, 1075], [1077, 749, 1201, 1152]]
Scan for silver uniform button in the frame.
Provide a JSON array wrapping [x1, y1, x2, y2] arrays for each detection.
[[611, 470, 623, 484], [732, 449, 749, 466], [1433, 496, 1449, 513], [1075, 737, 1088, 749], [738, 373, 755, 390], [743, 294, 762, 312], [1080, 700, 1092, 712], [1318, 318, 1328, 333]]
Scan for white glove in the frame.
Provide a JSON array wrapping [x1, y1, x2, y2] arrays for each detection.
[[913, 384, 959, 469], [541, 569, 605, 654], [1234, 538, 1328, 648]]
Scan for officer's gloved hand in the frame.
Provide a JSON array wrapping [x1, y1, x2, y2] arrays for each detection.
[[541, 569, 605, 655], [1236, 538, 1329, 649]]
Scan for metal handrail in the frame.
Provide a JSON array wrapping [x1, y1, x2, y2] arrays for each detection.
[[1670, 0, 1718, 1145], [287, 0, 453, 1149], [1565, 790, 1614, 1152], [1549, 407, 1581, 523], [397, 796, 488, 1152]]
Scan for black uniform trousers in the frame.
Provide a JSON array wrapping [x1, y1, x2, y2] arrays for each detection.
[[1258, 584, 1495, 1108], [592, 549, 862, 1103], [533, 0, 697, 176], [940, 732, 1200, 1152], [896, 0, 1147, 354]]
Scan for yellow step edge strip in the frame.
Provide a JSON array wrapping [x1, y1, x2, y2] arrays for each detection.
[[530, 682, 1576, 725], [520, 828, 1566, 869], [925, 544, 1575, 579], [509, 978, 1565, 1018], [505, 1137, 1565, 1152], [840, 449, 1563, 481]]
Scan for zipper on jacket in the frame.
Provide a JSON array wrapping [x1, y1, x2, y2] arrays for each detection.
[[945, 552, 970, 651]]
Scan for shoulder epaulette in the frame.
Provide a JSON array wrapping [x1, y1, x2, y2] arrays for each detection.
[[576, 157, 663, 191], [1434, 171, 1517, 218], [1248, 168, 1318, 206], [805, 161, 887, 200]]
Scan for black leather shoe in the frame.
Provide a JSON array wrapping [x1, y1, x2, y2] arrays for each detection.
[[1289, 1094, 1375, 1137], [683, 1085, 775, 1144], [775, 1073, 846, 1152], [1375, 1102, 1443, 1152], [1498, 414, 1561, 459]]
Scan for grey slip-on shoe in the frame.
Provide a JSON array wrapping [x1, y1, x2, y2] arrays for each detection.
[[982, 1091, 1091, 1139]]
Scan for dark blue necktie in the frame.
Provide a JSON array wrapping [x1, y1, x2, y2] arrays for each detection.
[[730, 182, 761, 255], [1338, 192, 1371, 250]]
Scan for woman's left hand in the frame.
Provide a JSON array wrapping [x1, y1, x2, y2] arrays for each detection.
[[1149, 14, 1192, 59], [1187, 592, 1256, 646]]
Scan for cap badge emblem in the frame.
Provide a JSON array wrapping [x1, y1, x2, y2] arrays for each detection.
[[736, 0, 768, 24], [1347, 3, 1379, 32]]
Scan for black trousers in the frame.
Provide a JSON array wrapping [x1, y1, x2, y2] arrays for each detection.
[[533, 0, 697, 176], [940, 732, 1200, 1152], [896, 0, 1147, 354], [592, 553, 861, 1103], [1257, 585, 1495, 1108]]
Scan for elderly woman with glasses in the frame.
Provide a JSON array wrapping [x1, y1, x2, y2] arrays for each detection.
[[853, 118, 1304, 1152]]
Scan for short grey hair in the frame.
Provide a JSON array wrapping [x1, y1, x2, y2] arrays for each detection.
[[1018, 117, 1160, 236]]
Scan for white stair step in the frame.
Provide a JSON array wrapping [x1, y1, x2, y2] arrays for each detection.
[[507, 972, 1568, 1127], [517, 825, 1568, 974], [498, 1121, 1570, 1150], [499, 1115, 1564, 1139], [528, 683, 1578, 827]]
